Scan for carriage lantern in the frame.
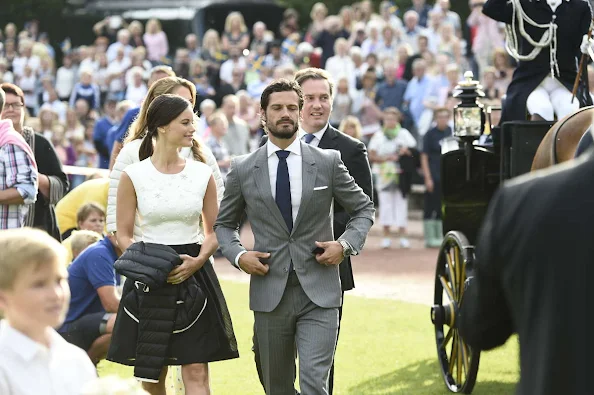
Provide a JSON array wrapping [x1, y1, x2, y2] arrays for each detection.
[[452, 71, 487, 181], [453, 71, 486, 140]]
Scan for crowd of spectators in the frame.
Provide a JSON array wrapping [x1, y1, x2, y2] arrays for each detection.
[[0, 0, 531, 247]]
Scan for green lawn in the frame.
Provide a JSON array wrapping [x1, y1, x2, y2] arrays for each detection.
[[99, 281, 519, 394]]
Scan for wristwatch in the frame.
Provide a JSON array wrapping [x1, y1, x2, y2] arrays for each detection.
[[338, 239, 353, 258]]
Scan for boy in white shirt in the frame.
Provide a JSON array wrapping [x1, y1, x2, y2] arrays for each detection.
[[0, 227, 97, 395]]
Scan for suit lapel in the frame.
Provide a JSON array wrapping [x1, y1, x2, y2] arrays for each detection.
[[318, 125, 340, 150], [253, 147, 289, 233], [293, 142, 317, 233]]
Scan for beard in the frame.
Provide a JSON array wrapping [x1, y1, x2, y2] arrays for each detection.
[[267, 119, 299, 140]]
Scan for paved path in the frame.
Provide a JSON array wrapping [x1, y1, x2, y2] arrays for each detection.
[[213, 211, 438, 306]]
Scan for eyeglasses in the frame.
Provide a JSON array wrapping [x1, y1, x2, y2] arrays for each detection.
[[4, 102, 24, 110]]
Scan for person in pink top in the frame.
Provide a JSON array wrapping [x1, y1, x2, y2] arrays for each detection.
[[143, 19, 169, 64], [0, 87, 38, 229]]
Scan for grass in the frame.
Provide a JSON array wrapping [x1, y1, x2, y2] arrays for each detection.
[[99, 281, 519, 394]]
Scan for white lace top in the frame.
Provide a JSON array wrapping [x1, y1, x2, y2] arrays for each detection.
[[124, 158, 212, 245]]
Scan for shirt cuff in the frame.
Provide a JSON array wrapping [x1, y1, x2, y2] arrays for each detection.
[[234, 250, 248, 272], [15, 184, 37, 205]]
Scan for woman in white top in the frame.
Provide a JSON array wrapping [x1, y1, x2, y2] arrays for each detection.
[[107, 76, 225, 395], [106, 77, 225, 239], [368, 107, 417, 249], [108, 94, 238, 394]]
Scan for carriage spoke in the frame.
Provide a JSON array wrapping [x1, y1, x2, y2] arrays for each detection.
[[441, 327, 454, 349], [460, 338, 470, 376], [459, 335, 468, 382], [454, 246, 465, 299], [445, 249, 457, 299], [439, 276, 455, 304], [448, 331, 458, 375]]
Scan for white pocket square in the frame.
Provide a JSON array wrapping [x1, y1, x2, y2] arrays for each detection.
[[313, 186, 328, 191]]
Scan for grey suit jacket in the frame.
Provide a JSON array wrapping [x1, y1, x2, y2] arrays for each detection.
[[214, 142, 375, 312]]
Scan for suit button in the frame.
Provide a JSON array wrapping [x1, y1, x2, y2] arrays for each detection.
[[284, 267, 289, 273], [289, 238, 295, 243]]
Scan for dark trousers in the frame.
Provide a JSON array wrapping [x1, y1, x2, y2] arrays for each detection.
[[253, 291, 345, 395], [423, 182, 442, 220]]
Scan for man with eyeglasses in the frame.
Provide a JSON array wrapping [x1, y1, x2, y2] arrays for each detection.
[[108, 65, 175, 169], [0, 83, 67, 239], [0, 87, 39, 230]]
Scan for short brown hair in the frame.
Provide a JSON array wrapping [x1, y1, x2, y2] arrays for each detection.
[[76, 202, 106, 225], [260, 79, 304, 112], [0, 228, 66, 289], [294, 67, 335, 97], [0, 82, 25, 106]]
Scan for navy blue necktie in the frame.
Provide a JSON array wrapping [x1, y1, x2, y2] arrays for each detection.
[[304, 133, 315, 144], [275, 150, 293, 233]]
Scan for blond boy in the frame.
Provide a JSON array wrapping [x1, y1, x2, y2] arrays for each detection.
[[70, 229, 103, 261], [0, 228, 96, 394]]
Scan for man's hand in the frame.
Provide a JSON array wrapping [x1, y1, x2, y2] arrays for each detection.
[[314, 241, 344, 266], [239, 251, 270, 276], [168, 254, 206, 284]]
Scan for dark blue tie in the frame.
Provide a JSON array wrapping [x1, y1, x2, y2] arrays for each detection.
[[275, 150, 293, 233], [304, 133, 315, 144]]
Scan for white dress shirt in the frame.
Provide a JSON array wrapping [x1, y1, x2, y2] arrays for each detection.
[[299, 122, 329, 148], [234, 137, 303, 266], [0, 320, 97, 395], [266, 137, 303, 222]]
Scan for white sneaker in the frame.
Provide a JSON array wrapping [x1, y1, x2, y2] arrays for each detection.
[[399, 237, 411, 249], [381, 238, 391, 249]]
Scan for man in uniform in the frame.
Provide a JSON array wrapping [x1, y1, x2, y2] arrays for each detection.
[[483, 0, 593, 122], [458, 127, 594, 394]]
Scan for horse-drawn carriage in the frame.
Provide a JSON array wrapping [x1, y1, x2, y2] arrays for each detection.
[[428, 71, 593, 393]]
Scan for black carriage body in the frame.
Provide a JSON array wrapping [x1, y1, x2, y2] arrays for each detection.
[[441, 145, 500, 245], [441, 120, 552, 244]]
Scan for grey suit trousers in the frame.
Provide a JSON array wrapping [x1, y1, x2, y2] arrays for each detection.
[[255, 272, 339, 395]]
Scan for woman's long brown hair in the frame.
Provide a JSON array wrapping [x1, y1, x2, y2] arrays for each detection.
[[125, 76, 204, 163]]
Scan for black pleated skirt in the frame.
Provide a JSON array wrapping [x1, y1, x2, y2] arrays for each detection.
[[107, 243, 239, 366]]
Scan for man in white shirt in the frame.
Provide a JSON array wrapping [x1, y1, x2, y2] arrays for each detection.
[[256, 68, 374, 395], [215, 79, 374, 395], [0, 228, 96, 395]]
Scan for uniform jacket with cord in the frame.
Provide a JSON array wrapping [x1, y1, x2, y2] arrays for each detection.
[[483, 0, 593, 123]]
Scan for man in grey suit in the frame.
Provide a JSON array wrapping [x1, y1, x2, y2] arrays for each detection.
[[214, 79, 375, 395]]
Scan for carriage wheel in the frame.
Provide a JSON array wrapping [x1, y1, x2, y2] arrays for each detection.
[[430, 231, 480, 394]]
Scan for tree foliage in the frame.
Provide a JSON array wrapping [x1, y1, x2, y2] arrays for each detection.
[[0, 0, 67, 28]]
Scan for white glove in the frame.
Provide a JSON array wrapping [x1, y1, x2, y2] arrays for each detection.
[[580, 34, 591, 55]]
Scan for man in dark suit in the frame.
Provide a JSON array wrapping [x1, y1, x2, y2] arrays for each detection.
[[256, 68, 374, 394], [458, 144, 594, 395]]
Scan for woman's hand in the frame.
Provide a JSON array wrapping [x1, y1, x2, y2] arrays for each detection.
[[167, 255, 206, 284]]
